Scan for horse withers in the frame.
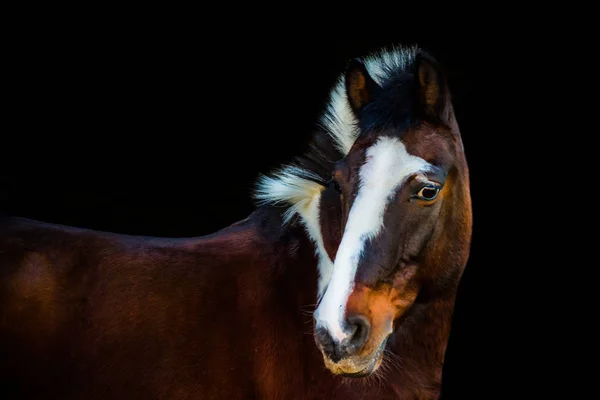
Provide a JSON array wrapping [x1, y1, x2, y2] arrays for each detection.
[[0, 45, 472, 399]]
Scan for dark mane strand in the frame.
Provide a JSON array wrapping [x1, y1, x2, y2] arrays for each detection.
[[293, 126, 346, 186]]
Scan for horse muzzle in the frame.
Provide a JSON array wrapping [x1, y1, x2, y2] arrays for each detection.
[[318, 331, 390, 377], [313, 314, 392, 377]]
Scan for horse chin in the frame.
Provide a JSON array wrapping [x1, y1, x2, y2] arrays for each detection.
[[322, 340, 387, 378]]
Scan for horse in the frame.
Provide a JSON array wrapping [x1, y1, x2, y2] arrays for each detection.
[[0, 45, 472, 399]]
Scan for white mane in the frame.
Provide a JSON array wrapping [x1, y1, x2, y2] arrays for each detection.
[[253, 45, 419, 297], [322, 45, 419, 156]]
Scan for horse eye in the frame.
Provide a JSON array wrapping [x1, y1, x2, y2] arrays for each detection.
[[416, 185, 439, 201], [328, 179, 342, 194], [332, 180, 342, 194]]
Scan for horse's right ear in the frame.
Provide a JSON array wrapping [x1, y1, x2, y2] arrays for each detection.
[[345, 58, 380, 114]]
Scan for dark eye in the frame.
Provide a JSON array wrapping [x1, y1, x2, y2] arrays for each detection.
[[330, 180, 342, 194], [416, 185, 440, 201]]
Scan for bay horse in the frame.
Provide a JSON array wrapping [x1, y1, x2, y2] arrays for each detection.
[[0, 45, 472, 399]]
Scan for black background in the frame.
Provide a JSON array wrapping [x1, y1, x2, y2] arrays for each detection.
[[2, 33, 540, 398]]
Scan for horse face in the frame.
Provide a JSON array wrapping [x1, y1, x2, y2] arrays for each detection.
[[313, 53, 466, 377]]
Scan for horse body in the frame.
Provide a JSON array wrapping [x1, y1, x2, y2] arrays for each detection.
[[1, 45, 472, 399], [0, 209, 429, 399]]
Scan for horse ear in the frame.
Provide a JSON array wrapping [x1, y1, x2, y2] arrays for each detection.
[[345, 58, 380, 114], [415, 51, 448, 119]]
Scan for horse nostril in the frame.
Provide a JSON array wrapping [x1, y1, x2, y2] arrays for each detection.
[[315, 326, 342, 363], [344, 315, 370, 355]]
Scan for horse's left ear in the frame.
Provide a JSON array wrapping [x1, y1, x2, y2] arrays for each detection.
[[415, 51, 449, 120], [345, 58, 380, 114]]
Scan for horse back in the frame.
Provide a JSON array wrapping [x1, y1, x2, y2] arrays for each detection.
[[0, 215, 269, 399]]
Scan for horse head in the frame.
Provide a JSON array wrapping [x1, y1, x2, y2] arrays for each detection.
[[310, 49, 472, 377]]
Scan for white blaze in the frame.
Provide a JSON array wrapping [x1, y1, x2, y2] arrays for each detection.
[[314, 137, 432, 342]]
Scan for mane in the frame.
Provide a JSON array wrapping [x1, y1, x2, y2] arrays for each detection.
[[253, 44, 420, 296], [254, 45, 419, 221]]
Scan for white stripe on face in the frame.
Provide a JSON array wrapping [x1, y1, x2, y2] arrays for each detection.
[[314, 136, 432, 342]]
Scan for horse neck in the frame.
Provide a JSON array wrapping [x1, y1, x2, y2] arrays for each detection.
[[242, 205, 321, 316]]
